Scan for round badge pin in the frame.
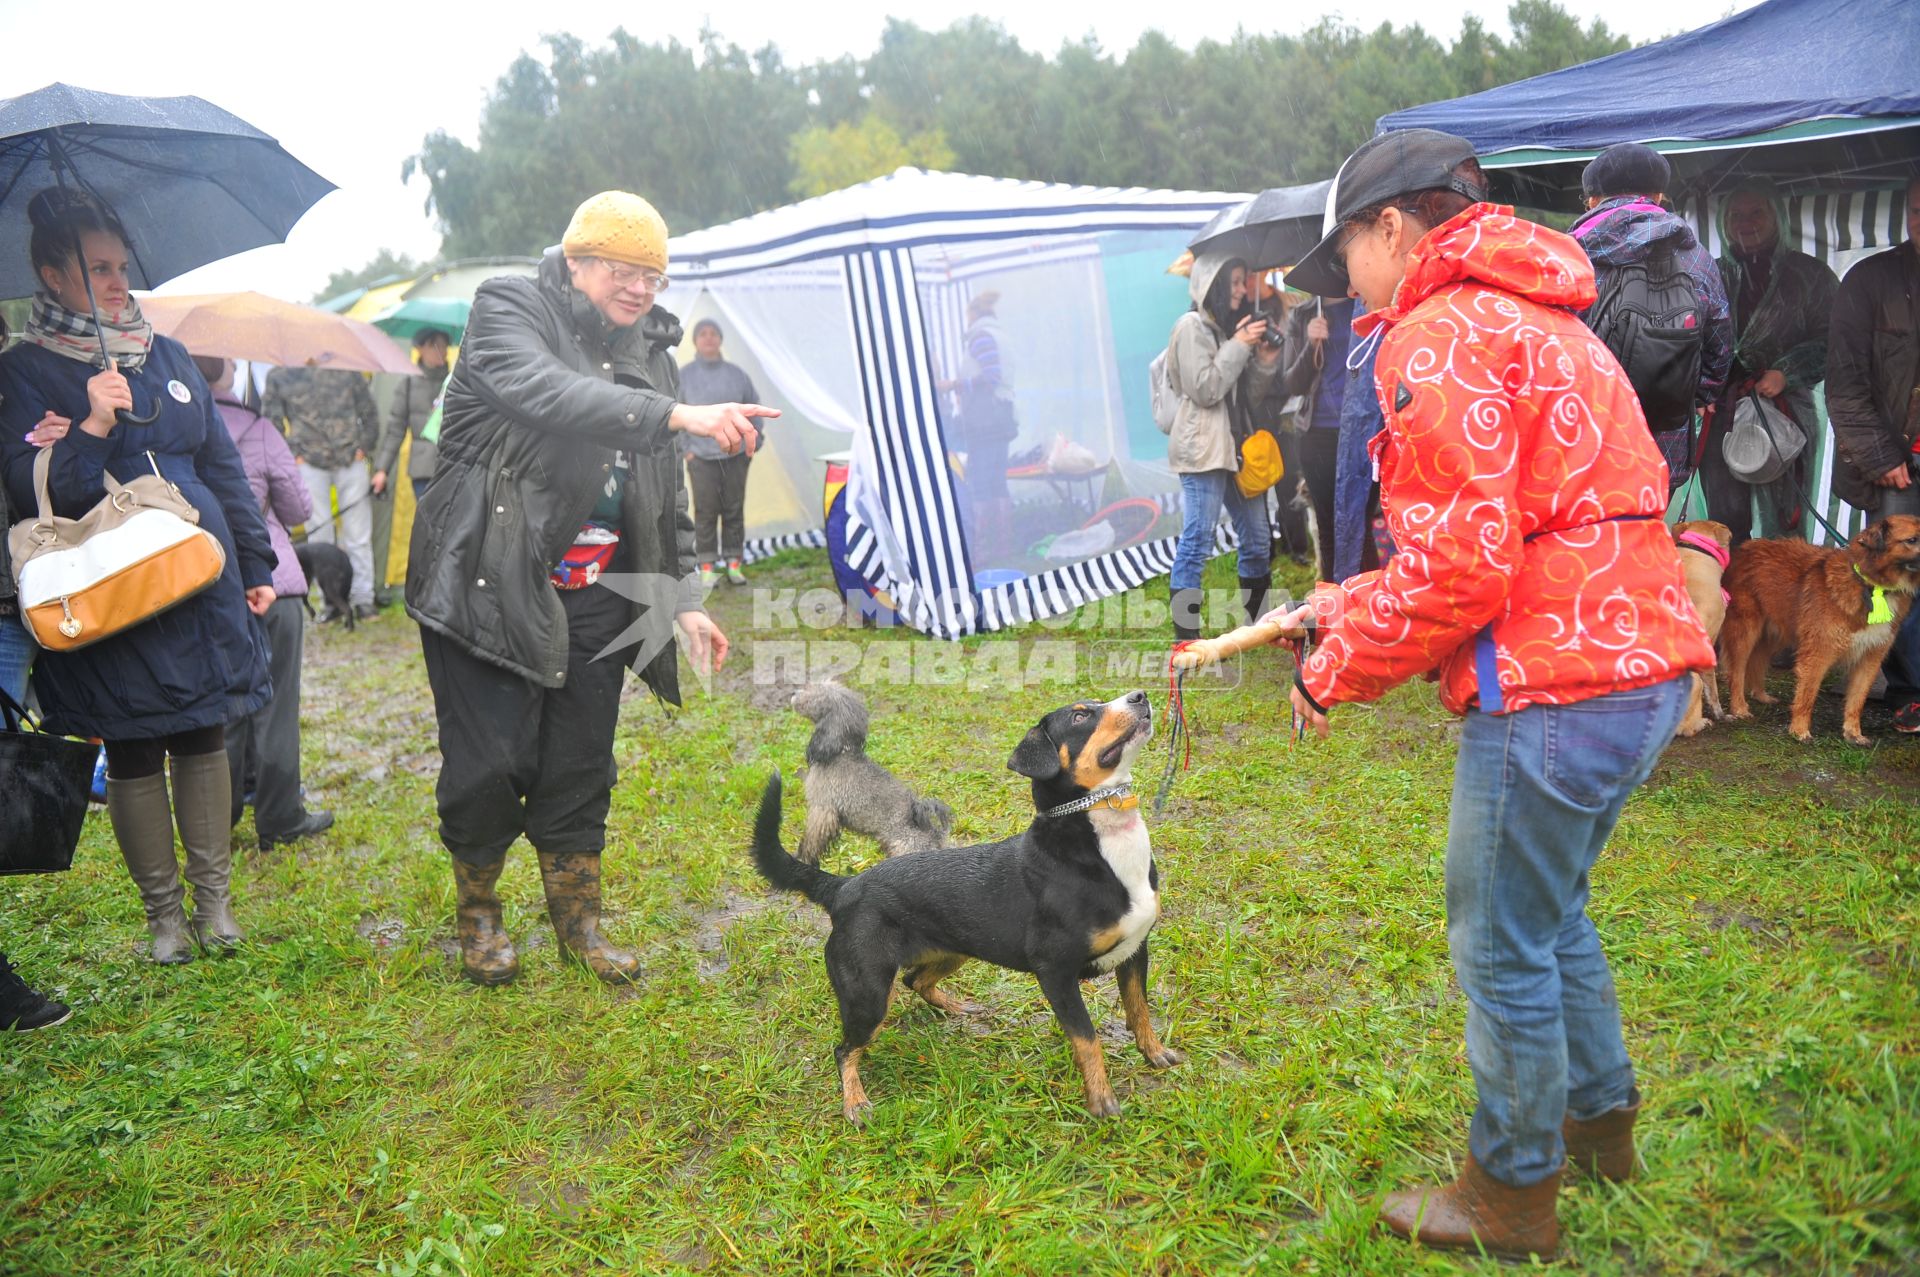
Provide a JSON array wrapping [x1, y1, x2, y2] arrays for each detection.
[[167, 379, 192, 404]]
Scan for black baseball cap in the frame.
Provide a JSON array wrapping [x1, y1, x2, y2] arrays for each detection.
[[1285, 129, 1485, 298]]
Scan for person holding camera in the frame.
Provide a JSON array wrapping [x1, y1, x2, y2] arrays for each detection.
[[1163, 253, 1281, 640]]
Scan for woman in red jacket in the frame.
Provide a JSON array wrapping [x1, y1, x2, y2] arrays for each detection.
[[1282, 131, 1714, 1261]]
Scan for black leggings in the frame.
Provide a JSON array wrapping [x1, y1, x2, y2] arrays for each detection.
[[104, 724, 226, 780], [1299, 427, 1341, 583]]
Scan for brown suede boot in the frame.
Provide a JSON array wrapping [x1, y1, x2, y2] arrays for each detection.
[[1564, 1087, 1641, 1182], [536, 852, 639, 984], [1379, 1153, 1560, 1261], [449, 856, 518, 986]]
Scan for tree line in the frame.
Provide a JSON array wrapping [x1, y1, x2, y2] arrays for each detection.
[[329, 3, 1630, 295]]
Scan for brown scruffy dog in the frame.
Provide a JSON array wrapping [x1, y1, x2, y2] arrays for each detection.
[[1720, 515, 1920, 745], [1671, 520, 1733, 737], [791, 683, 954, 864]]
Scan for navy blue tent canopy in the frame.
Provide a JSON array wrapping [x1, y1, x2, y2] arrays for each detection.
[[1380, 0, 1920, 201]]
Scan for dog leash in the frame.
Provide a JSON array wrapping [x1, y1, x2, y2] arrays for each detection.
[[1157, 618, 1309, 816], [1159, 641, 1197, 812]]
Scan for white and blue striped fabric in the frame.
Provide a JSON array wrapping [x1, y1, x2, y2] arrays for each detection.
[[668, 170, 1245, 637]]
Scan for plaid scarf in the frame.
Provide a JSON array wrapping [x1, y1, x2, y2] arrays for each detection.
[[18, 291, 153, 372]]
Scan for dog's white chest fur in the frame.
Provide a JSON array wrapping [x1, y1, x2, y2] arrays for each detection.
[[1089, 809, 1159, 972], [1851, 622, 1895, 661]]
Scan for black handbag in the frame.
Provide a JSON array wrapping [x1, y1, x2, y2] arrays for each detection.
[[0, 684, 95, 875]]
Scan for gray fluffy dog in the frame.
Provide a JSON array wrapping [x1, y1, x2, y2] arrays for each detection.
[[790, 683, 954, 863]]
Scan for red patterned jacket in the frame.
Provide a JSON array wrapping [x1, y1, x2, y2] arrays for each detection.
[[1299, 204, 1714, 716]]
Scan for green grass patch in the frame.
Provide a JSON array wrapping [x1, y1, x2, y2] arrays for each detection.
[[3, 549, 1917, 1274]]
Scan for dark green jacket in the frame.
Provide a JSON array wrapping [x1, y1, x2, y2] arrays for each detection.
[[405, 251, 699, 700]]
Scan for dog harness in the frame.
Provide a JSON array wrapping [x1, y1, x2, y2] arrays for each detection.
[[1040, 785, 1138, 818], [1854, 564, 1897, 625], [1675, 531, 1734, 608], [1675, 531, 1730, 572]]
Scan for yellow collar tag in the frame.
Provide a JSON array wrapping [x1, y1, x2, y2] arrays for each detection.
[[1856, 565, 1896, 625]]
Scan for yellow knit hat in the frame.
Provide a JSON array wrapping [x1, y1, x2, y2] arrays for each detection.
[[562, 191, 668, 272]]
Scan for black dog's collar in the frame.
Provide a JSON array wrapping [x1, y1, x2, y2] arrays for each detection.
[[1039, 785, 1138, 818]]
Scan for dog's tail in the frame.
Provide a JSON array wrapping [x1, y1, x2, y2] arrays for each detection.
[[751, 771, 843, 910]]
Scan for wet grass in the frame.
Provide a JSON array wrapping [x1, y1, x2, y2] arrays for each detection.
[[3, 548, 1917, 1274]]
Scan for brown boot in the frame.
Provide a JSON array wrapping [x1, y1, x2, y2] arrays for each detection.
[[107, 772, 193, 965], [1379, 1153, 1560, 1261], [173, 750, 243, 952], [536, 852, 639, 984], [1564, 1087, 1641, 1182], [449, 856, 518, 986]]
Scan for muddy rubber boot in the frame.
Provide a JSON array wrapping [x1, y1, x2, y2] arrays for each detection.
[[1379, 1153, 1560, 1261], [173, 750, 243, 952], [536, 852, 640, 984], [1238, 573, 1272, 628], [450, 855, 519, 986], [1170, 588, 1204, 643], [107, 772, 193, 965], [1564, 1087, 1641, 1182]]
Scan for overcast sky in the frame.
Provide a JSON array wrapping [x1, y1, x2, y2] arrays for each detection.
[[0, 0, 1756, 301]]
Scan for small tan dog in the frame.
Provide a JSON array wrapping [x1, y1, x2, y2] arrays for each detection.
[[1671, 520, 1732, 736], [1720, 515, 1920, 745]]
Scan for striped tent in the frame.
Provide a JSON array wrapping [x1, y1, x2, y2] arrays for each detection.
[[670, 169, 1246, 637]]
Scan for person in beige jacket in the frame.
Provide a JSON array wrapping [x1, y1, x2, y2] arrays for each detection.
[[1163, 252, 1281, 639]]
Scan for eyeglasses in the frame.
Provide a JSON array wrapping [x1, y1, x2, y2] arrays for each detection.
[[1331, 222, 1366, 271], [594, 258, 669, 292]]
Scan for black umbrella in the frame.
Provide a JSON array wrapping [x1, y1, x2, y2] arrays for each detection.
[[0, 83, 335, 419], [1187, 179, 1334, 271]]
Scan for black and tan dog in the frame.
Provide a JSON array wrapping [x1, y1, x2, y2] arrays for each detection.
[[751, 690, 1181, 1123]]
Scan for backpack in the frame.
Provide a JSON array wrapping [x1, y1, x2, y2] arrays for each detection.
[[1148, 347, 1179, 434], [1582, 247, 1705, 434]]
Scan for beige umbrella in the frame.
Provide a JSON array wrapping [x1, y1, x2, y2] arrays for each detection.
[[140, 290, 419, 375]]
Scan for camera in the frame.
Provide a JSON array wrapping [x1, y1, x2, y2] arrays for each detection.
[[1251, 299, 1285, 350]]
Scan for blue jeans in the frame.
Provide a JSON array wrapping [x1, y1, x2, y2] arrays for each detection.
[[1171, 470, 1270, 590], [0, 611, 31, 704], [1446, 675, 1689, 1187]]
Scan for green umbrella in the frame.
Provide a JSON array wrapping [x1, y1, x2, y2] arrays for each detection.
[[372, 295, 469, 345]]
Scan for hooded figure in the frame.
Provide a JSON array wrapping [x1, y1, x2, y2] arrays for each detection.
[[1161, 251, 1280, 637], [1568, 152, 1734, 487], [1700, 182, 1840, 542]]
